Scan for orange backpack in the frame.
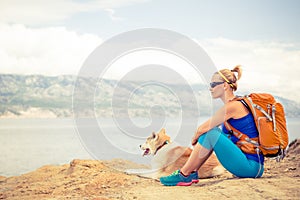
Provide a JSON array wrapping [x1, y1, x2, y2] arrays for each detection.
[[224, 93, 289, 161]]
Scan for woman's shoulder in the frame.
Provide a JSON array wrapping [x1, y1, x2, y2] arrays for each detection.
[[225, 100, 249, 118], [224, 100, 244, 109]]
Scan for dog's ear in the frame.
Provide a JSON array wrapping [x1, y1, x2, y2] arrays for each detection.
[[151, 132, 156, 139], [159, 128, 166, 135]]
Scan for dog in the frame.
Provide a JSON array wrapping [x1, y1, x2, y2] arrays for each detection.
[[126, 128, 224, 180]]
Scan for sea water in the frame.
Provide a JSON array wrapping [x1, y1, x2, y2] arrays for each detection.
[[0, 118, 299, 177]]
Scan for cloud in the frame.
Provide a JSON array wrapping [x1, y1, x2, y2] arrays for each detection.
[[0, 23, 299, 102], [0, 23, 102, 75], [0, 0, 148, 25], [104, 9, 125, 21], [199, 38, 300, 102]]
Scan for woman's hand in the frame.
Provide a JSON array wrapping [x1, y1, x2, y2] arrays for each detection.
[[191, 134, 199, 146], [191, 128, 201, 146]]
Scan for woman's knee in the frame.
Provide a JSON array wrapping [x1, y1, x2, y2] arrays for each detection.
[[198, 127, 222, 142], [197, 127, 223, 149]]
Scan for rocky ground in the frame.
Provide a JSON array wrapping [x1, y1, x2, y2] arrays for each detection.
[[0, 139, 299, 200]]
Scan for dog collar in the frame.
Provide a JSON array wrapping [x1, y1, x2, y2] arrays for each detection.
[[154, 140, 169, 155]]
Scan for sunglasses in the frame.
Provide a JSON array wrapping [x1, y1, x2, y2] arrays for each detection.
[[210, 82, 224, 88]]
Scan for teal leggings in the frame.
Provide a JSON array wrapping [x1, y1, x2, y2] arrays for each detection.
[[198, 127, 264, 178]]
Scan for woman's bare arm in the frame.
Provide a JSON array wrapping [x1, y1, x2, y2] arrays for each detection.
[[191, 101, 244, 145]]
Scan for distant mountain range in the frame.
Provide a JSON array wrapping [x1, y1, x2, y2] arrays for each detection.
[[0, 74, 299, 118]]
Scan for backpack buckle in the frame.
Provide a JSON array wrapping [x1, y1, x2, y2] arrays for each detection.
[[276, 149, 286, 162]]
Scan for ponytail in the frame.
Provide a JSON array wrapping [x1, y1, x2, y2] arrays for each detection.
[[231, 65, 242, 80]]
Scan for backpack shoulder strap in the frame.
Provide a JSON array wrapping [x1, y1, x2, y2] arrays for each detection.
[[224, 121, 248, 140], [239, 99, 251, 112]]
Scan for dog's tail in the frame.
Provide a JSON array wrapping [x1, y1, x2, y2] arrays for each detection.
[[125, 168, 159, 180]]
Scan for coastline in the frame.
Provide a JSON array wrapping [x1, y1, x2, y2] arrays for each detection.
[[0, 139, 299, 200], [1, 117, 299, 179]]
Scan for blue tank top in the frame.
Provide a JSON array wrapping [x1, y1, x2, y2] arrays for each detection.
[[221, 113, 264, 164]]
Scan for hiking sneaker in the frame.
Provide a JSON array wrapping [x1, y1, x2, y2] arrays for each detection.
[[159, 170, 193, 186], [191, 171, 199, 183]]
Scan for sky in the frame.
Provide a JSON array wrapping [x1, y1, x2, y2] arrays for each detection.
[[0, 0, 300, 102]]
